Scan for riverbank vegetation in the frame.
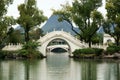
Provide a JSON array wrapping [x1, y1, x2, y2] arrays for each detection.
[[0, 41, 44, 59], [72, 48, 104, 58], [52, 0, 120, 59], [0, 0, 47, 59], [72, 45, 120, 59], [19, 41, 44, 59]]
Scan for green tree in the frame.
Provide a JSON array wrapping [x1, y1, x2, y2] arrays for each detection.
[[0, 0, 14, 47], [7, 29, 23, 44], [17, 0, 47, 42], [19, 41, 43, 58], [53, 0, 103, 47], [91, 33, 103, 44], [29, 28, 44, 40], [103, 0, 120, 46]]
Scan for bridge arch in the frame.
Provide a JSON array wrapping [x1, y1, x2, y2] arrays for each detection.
[[37, 31, 86, 57], [46, 38, 70, 53]]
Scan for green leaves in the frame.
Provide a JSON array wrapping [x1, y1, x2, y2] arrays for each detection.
[[0, 0, 13, 17], [17, 0, 47, 42], [91, 10, 103, 24], [53, 0, 103, 47], [103, 0, 120, 46], [22, 41, 40, 50], [0, 0, 14, 46]]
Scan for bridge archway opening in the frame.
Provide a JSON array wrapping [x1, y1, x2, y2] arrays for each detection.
[[46, 38, 71, 55], [51, 48, 67, 53]]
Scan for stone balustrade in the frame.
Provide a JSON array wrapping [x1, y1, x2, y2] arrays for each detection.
[[2, 43, 22, 51]]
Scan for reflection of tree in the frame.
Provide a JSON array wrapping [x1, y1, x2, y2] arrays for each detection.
[[105, 65, 111, 80], [24, 60, 30, 80], [9, 62, 14, 80], [0, 62, 3, 80], [24, 60, 40, 80], [116, 63, 120, 80], [81, 60, 97, 80], [105, 62, 120, 80]]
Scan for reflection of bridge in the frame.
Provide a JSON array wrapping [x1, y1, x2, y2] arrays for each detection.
[[46, 44, 69, 52]]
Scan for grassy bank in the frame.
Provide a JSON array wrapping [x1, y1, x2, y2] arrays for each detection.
[[72, 46, 120, 59], [0, 41, 44, 59], [0, 50, 44, 59], [72, 48, 104, 59]]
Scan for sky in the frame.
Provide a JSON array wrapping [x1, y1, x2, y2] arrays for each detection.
[[7, 0, 73, 18], [7, 0, 106, 19]]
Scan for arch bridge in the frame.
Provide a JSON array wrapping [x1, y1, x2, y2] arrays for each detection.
[[37, 30, 86, 57]]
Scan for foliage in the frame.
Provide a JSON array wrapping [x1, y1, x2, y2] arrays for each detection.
[[17, 0, 47, 42], [103, 0, 120, 46], [19, 41, 43, 59], [53, 0, 103, 47], [106, 45, 120, 54], [7, 29, 23, 44], [73, 48, 103, 57], [29, 28, 44, 40], [91, 33, 103, 44], [0, 50, 19, 59], [0, 0, 13, 17], [92, 48, 104, 56], [0, 0, 15, 47]]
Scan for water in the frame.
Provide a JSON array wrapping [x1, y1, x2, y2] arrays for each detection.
[[0, 52, 120, 80]]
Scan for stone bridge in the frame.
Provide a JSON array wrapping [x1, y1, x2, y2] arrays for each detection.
[[46, 44, 69, 52], [2, 30, 108, 57], [37, 30, 86, 56]]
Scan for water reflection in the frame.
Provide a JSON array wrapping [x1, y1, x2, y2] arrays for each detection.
[[0, 52, 120, 80]]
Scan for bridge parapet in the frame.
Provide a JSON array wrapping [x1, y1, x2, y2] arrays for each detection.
[[2, 43, 22, 51], [38, 31, 83, 47]]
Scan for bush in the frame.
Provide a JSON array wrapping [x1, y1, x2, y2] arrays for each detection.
[[106, 45, 120, 55], [0, 51, 5, 59], [19, 41, 43, 59], [72, 48, 103, 58], [0, 50, 19, 59], [72, 49, 81, 57], [92, 48, 103, 56], [80, 48, 95, 54]]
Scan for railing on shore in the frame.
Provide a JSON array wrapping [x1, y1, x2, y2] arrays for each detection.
[[2, 43, 22, 51]]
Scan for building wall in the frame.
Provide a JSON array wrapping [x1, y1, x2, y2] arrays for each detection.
[[103, 34, 115, 44]]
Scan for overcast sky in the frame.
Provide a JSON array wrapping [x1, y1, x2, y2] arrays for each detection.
[[7, 0, 106, 19]]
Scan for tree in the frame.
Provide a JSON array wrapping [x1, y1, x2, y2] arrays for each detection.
[[0, 0, 14, 47], [103, 0, 120, 46], [29, 28, 44, 40], [7, 28, 23, 44], [53, 0, 103, 47], [17, 0, 47, 42]]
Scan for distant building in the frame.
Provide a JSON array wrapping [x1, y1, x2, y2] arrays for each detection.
[[103, 34, 115, 44]]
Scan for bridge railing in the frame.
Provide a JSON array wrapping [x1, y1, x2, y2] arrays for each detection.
[[2, 43, 22, 51], [39, 30, 82, 47]]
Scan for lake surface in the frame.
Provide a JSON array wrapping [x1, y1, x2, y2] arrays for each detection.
[[0, 52, 120, 80]]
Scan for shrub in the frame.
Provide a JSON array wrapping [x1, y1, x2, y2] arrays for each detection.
[[72, 49, 81, 57], [0, 50, 19, 59], [106, 45, 120, 55], [80, 48, 95, 54], [92, 48, 103, 56], [19, 41, 43, 59], [0, 51, 5, 59], [72, 48, 104, 58]]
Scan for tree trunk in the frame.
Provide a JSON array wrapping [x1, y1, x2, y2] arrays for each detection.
[[88, 37, 92, 48], [25, 26, 30, 42]]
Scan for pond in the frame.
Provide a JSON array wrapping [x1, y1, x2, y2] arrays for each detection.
[[0, 52, 120, 80]]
